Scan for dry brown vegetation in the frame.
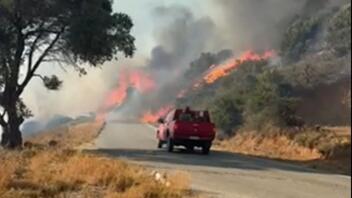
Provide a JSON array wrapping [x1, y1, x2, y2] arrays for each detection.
[[27, 121, 105, 149], [0, 149, 191, 198], [215, 126, 351, 175], [0, 122, 192, 198]]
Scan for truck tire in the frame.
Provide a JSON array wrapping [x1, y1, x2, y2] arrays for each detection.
[[157, 140, 163, 149], [202, 142, 211, 155], [202, 146, 210, 155], [167, 138, 174, 152]]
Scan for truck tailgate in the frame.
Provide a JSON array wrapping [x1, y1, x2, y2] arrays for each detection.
[[174, 121, 215, 139]]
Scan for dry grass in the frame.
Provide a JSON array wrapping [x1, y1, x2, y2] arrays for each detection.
[[215, 130, 322, 161], [0, 121, 191, 198], [0, 149, 189, 198], [292, 127, 350, 157], [0, 155, 19, 189], [215, 126, 351, 175], [27, 121, 105, 148]]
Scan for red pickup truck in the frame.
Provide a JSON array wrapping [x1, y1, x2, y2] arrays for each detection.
[[156, 108, 216, 154]]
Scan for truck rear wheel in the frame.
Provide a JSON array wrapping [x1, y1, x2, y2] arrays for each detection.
[[202, 142, 211, 155], [167, 138, 174, 152], [202, 146, 210, 155], [157, 140, 163, 149]]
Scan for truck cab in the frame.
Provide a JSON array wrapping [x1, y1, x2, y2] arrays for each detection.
[[156, 108, 216, 154]]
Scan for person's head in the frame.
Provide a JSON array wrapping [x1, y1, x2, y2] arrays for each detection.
[[185, 106, 191, 113]]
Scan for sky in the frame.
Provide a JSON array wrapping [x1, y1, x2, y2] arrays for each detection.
[[113, 0, 208, 56], [21, 0, 211, 121], [2, 0, 350, 139], [7, 0, 351, 135], [20, 0, 320, 121]]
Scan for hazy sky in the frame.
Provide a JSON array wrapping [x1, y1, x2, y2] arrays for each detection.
[[22, 1, 211, 120], [22, 0, 316, 121], [113, 0, 208, 56]]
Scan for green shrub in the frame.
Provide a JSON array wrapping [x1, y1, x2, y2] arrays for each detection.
[[209, 92, 244, 134], [327, 4, 351, 56], [244, 70, 299, 130]]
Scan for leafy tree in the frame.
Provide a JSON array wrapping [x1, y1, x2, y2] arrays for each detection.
[[209, 92, 244, 134], [281, 17, 321, 62], [0, 0, 135, 148], [209, 60, 267, 134], [327, 4, 351, 56], [244, 70, 298, 129]]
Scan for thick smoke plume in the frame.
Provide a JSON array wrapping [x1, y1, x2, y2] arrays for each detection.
[[148, 5, 215, 74], [210, 0, 350, 51], [137, 5, 219, 111], [20, 0, 351, 129]]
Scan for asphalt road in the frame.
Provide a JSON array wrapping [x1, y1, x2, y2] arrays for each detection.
[[93, 121, 351, 198]]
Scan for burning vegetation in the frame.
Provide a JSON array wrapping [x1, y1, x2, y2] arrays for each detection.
[[96, 69, 156, 121], [102, 69, 155, 111], [202, 50, 275, 84], [94, 1, 350, 140], [140, 106, 173, 124], [96, 50, 276, 123]]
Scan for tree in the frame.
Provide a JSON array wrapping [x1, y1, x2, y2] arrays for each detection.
[[0, 0, 135, 148], [208, 60, 266, 134], [327, 3, 351, 56], [280, 16, 321, 62], [244, 70, 298, 129], [209, 92, 244, 135]]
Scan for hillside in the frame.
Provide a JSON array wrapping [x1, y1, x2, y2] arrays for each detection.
[[173, 1, 351, 174], [177, 2, 351, 130]]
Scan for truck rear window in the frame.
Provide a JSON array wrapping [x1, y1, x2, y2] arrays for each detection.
[[174, 110, 210, 122]]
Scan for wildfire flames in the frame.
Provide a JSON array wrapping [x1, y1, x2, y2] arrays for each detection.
[[96, 69, 155, 121], [103, 69, 155, 109], [97, 50, 275, 123], [203, 50, 275, 84], [177, 50, 275, 99], [140, 106, 173, 124]]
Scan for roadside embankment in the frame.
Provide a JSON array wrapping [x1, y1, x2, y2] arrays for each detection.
[[0, 121, 193, 198], [215, 126, 351, 175]]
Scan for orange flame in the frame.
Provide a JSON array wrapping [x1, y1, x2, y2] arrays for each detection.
[[96, 68, 156, 121], [141, 106, 173, 124], [204, 50, 275, 84]]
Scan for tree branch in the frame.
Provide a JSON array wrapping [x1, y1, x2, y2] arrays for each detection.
[[0, 108, 7, 127], [0, 92, 3, 106], [26, 23, 45, 76], [1, 58, 9, 83], [25, 28, 63, 38], [32, 74, 45, 81], [0, 108, 6, 118], [17, 28, 64, 96], [0, 117, 6, 127]]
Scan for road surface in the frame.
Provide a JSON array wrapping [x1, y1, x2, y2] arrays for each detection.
[[92, 121, 351, 198]]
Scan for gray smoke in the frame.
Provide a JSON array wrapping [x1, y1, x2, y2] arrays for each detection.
[[137, 5, 218, 110], [20, 0, 351, 125], [138, 0, 351, 112], [148, 5, 215, 73], [210, 0, 349, 52]]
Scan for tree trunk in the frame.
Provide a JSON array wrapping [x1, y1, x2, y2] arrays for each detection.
[[0, 104, 23, 149], [1, 125, 22, 149]]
